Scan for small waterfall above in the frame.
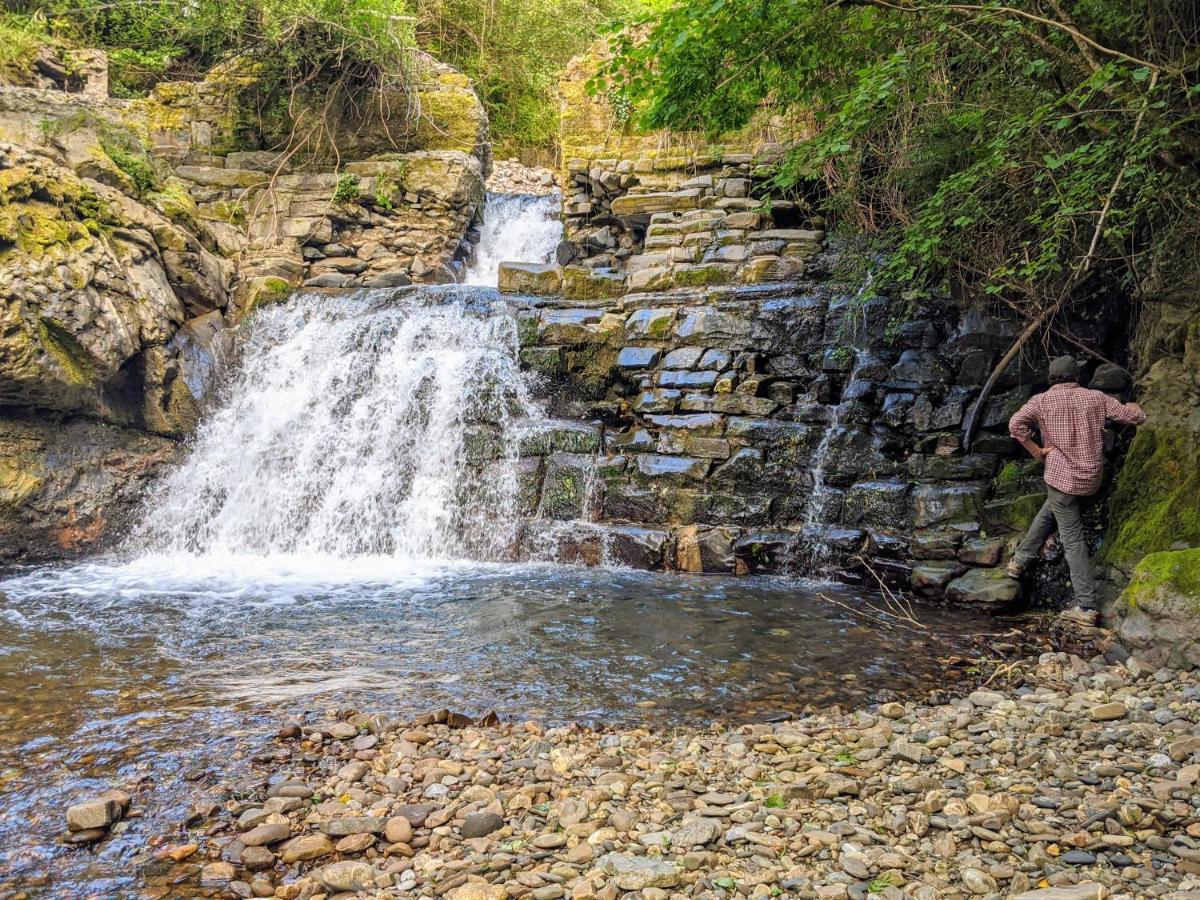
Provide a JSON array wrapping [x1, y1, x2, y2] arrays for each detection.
[[463, 193, 563, 285], [132, 290, 537, 562]]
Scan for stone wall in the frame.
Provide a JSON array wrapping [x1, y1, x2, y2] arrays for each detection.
[[498, 246, 1138, 609], [556, 37, 812, 276], [178, 147, 484, 314]]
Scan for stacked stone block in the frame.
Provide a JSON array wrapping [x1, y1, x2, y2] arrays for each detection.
[[501, 263, 1127, 606]]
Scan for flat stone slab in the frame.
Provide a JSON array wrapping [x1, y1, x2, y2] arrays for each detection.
[[610, 190, 701, 217], [498, 262, 562, 295], [946, 566, 1020, 608], [1011, 885, 1108, 900]]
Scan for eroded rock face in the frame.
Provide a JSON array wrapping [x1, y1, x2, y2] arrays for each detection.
[[0, 142, 229, 429], [0, 46, 492, 559], [0, 413, 177, 560]]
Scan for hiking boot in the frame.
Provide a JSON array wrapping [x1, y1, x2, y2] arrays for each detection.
[[1060, 606, 1099, 627], [1004, 560, 1024, 579]]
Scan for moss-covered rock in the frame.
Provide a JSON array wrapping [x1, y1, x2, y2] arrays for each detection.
[[1103, 427, 1200, 567], [1115, 548, 1200, 668], [498, 262, 562, 296], [412, 83, 488, 157], [0, 143, 227, 421], [561, 266, 625, 301]]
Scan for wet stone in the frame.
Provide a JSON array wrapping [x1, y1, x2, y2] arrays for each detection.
[[946, 567, 1020, 608], [267, 779, 312, 798], [335, 832, 376, 853], [199, 862, 236, 888], [66, 798, 119, 832], [240, 845, 275, 871], [280, 832, 333, 863], [240, 822, 290, 846], [320, 860, 376, 892]]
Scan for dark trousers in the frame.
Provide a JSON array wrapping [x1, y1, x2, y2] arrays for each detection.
[[1013, 484, 1096, 609]]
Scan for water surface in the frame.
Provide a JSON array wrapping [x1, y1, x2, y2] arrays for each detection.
[[0, 556, 994, 894]]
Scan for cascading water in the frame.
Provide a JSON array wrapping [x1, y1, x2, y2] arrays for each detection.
[[463, 192, 563, 285], [800, 361, 854, 570], [0, 208, 997, 897], [132, 289, 538, 563]]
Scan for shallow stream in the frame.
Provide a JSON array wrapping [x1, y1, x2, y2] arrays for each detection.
[[0, 195, 1001, 894], [0, 557, 996, 893]]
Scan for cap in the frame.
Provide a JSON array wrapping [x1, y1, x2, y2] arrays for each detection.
[[1048, 355, 1080, 382]]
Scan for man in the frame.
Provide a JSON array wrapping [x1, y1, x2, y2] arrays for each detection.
[[1005, 356, 1145, 626]]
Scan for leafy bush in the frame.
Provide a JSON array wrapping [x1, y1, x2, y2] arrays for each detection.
[[332, 172, 362, 204], [412, 0, 641, 152], [598, 0, 1200, 326], [0, 12, 49, 76], [10, 0, 640, 153], [15, 0, 419, 157]]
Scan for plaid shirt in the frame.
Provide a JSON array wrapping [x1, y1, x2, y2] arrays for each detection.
[[1008, 382, 1145, 496]]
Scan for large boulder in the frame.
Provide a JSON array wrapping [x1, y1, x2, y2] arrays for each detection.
[[0, 143, 228, 426], [1114, 549, 1200, 669], [0, 413, 177, 561]]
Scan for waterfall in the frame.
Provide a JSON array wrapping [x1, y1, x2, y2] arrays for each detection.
[[463, 193, 563, 286], [801, 345, 864, 570], [131, 290, 538, 562]]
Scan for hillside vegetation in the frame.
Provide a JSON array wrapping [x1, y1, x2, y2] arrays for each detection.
[[2, 0, 639, 153], [598, 0, 1199, 345]]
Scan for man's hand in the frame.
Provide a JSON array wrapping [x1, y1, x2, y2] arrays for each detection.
[[1125, 402, 1144, 418], [1017, 436, 1051, 462]]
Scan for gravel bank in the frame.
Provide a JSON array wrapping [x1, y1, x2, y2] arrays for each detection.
[[137, 651, 1200, 899]]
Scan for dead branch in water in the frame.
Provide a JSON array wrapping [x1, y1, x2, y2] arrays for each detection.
[[819, 556, 928, 632]]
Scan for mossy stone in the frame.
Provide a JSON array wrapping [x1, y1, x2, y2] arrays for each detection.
[[1120, 548, 1200, 609], [1103, 427, 1200, 567], [413, 88, 485, 152]]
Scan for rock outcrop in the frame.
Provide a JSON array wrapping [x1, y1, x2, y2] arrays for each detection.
[[1108, 279, 1200, 659], [0, 44, 493, 559], [1117, 548, 1200, 668]]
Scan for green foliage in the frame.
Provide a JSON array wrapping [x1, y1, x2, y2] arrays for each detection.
[[332, 172, 362, 204], [600, 0, 1200, 319], [14, 0, 419, 152], [412, 0, 642, 151], [764, 793, 786, 809], [0, 12, 48, 75], [10, 0, 642, 152], [99, 128, 158, 195]]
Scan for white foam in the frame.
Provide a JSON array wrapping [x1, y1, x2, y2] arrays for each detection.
[[463, 193, 563, 286], [127, 293, 537, 562]]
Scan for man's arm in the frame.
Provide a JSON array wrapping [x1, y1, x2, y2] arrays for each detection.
[[1102, 393, 1146, 426], [1008, 396, 1051, 461]]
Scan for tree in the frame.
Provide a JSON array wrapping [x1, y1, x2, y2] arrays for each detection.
[[598, 0, 1200, 438]]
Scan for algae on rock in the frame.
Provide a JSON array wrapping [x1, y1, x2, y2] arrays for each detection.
[[1116, 548, 1200, 669]]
